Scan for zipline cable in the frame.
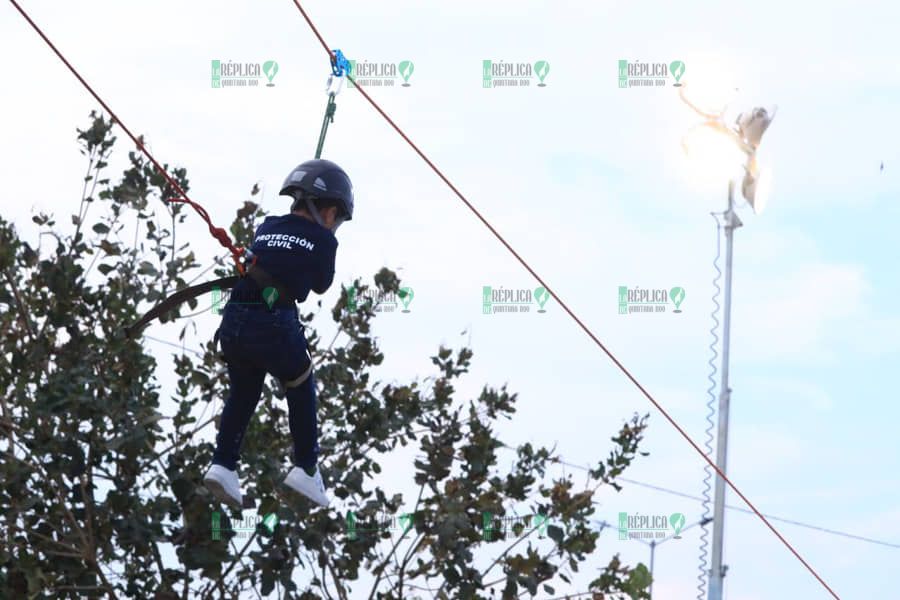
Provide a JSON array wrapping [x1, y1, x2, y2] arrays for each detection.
[[7, 0, 247, 276], [287, 3, 840, 598]]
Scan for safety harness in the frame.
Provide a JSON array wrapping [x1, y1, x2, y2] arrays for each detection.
[[123, 257, 286, 338]]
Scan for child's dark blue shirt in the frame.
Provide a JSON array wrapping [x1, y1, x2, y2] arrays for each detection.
[[231, 213, 338, 304]]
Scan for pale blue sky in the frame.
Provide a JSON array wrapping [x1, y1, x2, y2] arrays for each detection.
[[2, 1, 899, 598]]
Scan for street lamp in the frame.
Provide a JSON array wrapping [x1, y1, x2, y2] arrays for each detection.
[[736, 107, 776, 215], [679, 82, 776, 600], [596, 517, 711, 599]]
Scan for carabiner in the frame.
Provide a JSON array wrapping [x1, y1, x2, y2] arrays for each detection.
[[330, 49, 351, 78]]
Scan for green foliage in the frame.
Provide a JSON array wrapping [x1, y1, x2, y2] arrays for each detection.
[[0, 112, 652, 599]]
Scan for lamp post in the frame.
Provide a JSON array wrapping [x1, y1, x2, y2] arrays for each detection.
[[679, 85, 776, 600], [596, 518, 711, 599], [640, 519, 710, 599], [707, 178, 739, 600]]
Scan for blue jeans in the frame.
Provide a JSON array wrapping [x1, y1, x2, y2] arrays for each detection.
[[212, 301, 319, 471]]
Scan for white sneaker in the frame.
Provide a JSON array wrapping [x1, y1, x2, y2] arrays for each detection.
[[283, 465, 330, 507], [203, 465, 243, 510]]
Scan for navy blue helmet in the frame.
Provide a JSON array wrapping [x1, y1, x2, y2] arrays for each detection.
[[279, 159, 354, 221]]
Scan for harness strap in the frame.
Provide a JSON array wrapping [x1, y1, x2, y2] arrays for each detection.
[[124, 276, 240, 338], [245, 263, 296, 308], [124, 264, 296, 338], [283, 354, 314, 389]]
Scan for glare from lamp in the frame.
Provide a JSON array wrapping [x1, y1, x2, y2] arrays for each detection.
[[682, 124, 747, 187], [752, 163, 773, 214], [742, 162, 773, 214], [678, 59, 740, 118]]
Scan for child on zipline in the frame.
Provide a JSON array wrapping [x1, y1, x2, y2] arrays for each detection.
[[203, 159, 354, 510]]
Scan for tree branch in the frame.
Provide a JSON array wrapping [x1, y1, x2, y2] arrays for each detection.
[[3, 268, 36, 340], [368, 483, 425, 600]]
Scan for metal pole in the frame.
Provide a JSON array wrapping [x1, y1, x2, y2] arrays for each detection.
[[315, 95, 337, 159], [597, 518, 702, 596], [708, 180, 741, 600]]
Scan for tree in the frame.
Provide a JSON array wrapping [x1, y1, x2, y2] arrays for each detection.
[[0, 112, 652, 599]]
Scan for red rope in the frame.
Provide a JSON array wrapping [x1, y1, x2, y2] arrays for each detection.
[[167, 197, 244, 270], [8, 0, 246, 276], [289, 3, 841, 599]]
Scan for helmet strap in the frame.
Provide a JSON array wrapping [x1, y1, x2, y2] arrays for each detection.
[[303, 196, 328, 229]]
